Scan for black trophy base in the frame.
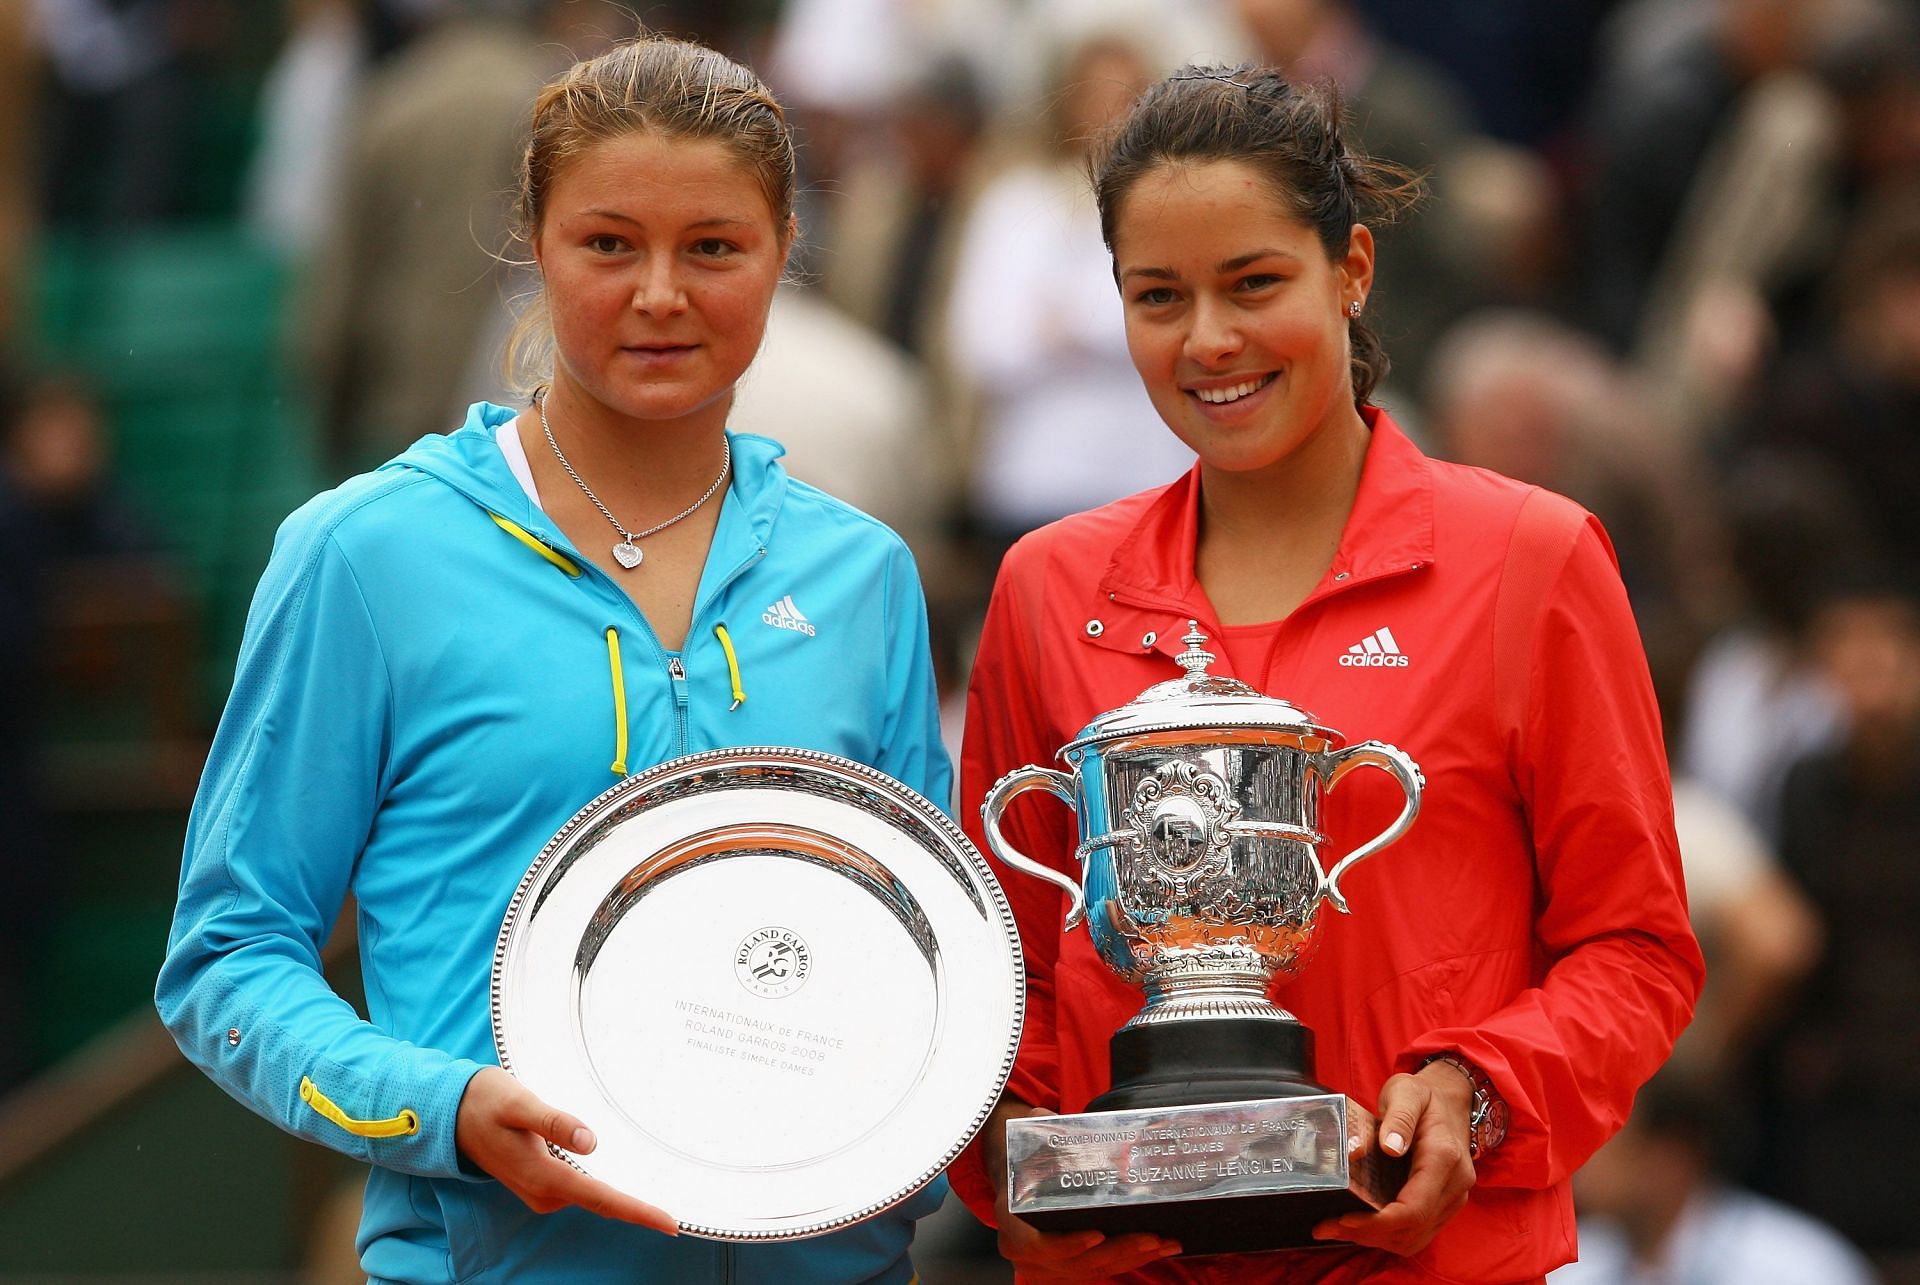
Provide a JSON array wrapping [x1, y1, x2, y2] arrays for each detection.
[[1090, 1017, 1327, 1113], [1006, 1017, 1407, 1257], [1018, 1184, 1377, 1256]]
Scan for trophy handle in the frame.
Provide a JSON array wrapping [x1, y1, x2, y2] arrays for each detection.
[[981, 766, 1087, 931], [1316, 741, 1424, 915]]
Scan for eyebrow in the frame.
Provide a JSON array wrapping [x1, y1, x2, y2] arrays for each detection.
[[1218, 248, 1297, 272], [576, 209, 758, 230], [1119, 248, 1302, 283]]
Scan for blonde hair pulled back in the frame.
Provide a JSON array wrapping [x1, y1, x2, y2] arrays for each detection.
[[504, 35, 796, 395]]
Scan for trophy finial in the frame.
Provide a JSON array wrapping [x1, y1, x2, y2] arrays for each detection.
[[1176, 621, 1216, 677]]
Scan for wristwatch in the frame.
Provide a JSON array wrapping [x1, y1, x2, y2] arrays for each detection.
[[1423, 1053, 1509, 1159]]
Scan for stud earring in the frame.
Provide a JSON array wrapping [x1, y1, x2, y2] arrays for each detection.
[[1348, 300, 1363, 319]]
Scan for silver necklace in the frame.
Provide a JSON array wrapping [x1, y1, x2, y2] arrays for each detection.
[[536, 395, 730, 570]]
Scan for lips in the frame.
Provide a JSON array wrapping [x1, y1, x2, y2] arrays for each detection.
[[621, 343, 699, 365], [1184, 372, 1277, 406]]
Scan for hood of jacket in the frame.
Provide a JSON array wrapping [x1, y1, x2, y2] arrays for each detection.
[[383, 401, 793, 566]]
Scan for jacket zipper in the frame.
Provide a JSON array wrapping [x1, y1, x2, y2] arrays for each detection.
[[666, 544, 767, 749], [667, 657, 691, 756], [528, 523, 768, 757]]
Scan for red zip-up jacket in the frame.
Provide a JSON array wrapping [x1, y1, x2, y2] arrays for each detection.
[[952, 411, 1703, 1283]]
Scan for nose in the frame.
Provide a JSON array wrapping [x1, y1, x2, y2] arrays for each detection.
[[630, 257, 687, 318], [1184, 295, 1243, 368]]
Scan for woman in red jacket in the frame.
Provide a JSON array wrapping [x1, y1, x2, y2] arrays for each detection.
[[952, 66, 1704, 1283]]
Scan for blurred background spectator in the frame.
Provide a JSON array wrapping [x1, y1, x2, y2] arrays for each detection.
[[808, 51, 988, 361], [1748, 575, 1920, 1269], [1584, 0, 1839, 356], [298, 0, 559, 473], [1744, 182, 1920, 569], [1552, 1067, 1877, 1285], [6, 0, 1920, 1280], [941, 22, 1194, 546], [242, 0, 368, 256], [1676, 457, 1864, 839], [0, 368, 176, 1098]]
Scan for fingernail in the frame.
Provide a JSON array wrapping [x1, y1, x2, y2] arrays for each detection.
[[571, 1127, 595, 1152], [1384, 1131, 1407, 1154]]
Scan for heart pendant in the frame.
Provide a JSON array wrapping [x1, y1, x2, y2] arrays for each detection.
[[612, 541, 643, 569]]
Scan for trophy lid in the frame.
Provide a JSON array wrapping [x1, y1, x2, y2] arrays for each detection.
[[1060, 622, 1335, 758]]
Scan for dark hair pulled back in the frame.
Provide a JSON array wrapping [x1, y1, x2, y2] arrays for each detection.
[[1090, 65, 1424, 406]]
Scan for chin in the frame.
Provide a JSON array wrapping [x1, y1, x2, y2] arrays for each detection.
[[1169, 421, 1281, 472], [1199, 448, 1288, 475], [607, 385, 727, 424]]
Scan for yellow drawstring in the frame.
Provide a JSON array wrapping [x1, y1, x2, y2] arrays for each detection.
[[714, 624, 746, 710], [299, 1076, 419, 1138], [488, 515, 581, 577], [605, 627, 629, 776]]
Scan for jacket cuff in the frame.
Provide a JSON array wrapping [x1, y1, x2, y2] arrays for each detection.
[[365, 1050, 490, 1179], [1393, 1038, 1527, 1180]]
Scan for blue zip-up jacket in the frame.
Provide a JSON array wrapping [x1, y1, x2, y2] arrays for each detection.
[[157, 403, 952, 1283]]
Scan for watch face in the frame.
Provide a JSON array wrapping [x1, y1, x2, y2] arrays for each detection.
[[1480, 1098, 1510, 1149]]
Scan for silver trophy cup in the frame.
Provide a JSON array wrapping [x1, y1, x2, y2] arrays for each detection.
[[981, 624, 1423, 1254]]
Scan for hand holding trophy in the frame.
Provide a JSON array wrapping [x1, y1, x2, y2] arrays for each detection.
[[981, 624, 1425, 1255]]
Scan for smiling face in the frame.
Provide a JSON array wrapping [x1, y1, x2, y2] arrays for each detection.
[[1113, 159, 1372, 478], [533, 129, 789, 431]]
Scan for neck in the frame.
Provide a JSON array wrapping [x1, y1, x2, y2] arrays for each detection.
[[1198, 402, 1370, 544], [1191, 402, 1371, 626], [536, 378, 733, 520]]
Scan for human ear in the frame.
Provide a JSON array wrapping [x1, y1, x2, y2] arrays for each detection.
[[1339, 223, 1376, 303]]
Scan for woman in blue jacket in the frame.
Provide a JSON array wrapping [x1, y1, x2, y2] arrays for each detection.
[[156, 36, 950, 1284]]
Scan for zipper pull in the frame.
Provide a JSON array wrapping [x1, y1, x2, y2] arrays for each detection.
[[666, 656, 692, 755]]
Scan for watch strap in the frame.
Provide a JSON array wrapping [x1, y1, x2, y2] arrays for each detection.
[[1422, 1052, 1509, 1159]]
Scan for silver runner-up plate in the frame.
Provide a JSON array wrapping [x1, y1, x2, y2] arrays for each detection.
[[491, 747, 1025, 1241]]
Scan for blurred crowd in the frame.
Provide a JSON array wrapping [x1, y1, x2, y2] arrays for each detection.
[[5, 0, 1920, 1281]]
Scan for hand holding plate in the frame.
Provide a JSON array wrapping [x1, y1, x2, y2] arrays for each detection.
[[455, 1066, 679, 1232]]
